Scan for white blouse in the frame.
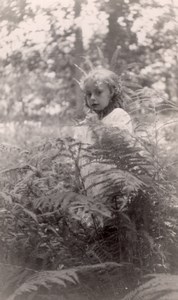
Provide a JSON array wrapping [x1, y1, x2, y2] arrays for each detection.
[[74, 108, 133, 144], [74, 108, 133, 201], [102, 108, 133, 133]]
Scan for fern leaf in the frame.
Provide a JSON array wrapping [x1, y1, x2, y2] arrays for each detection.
[[110, 48, 120, 71], [6, 269, 78, 300], [74, 64, 87, 76], [82, 56, 94, 70], [15, 203, 38, 223], [97, 47, 106, 66], [121, 274, 178, 300], [0, 191, 12, 205]]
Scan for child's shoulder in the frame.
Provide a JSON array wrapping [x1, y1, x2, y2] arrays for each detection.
[[102, 108, 132, 133], [103, 108, 131, 124]]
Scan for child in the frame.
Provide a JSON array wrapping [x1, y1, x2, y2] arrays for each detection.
[[75, 67, 133, 143], [74, 67, 133, 200]]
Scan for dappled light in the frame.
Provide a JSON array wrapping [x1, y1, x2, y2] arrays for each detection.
[[0, 0, 178, 300]]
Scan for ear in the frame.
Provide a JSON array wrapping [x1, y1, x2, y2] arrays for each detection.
[[110, 86, 115, 97], [85, 97, 90, 109]]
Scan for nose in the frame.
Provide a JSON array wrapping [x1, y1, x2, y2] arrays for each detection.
[[90, 93, 97, 103]]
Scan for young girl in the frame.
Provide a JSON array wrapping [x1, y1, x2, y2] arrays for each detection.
[[75, 67, 132, 143], [74, 67, 133, 200], [83, 68, 132, 125]]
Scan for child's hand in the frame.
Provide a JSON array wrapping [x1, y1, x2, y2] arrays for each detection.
[[79, 113, 99, 125], [85, 113, 99, 123]]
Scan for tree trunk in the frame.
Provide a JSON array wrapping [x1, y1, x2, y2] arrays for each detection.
[[73, 0, 85, 118]]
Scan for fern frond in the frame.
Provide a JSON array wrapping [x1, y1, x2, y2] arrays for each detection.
[[121, 274, 178, 300], [97, 47, 107, 67], [34, 190, 111, 227], [110, 48, 120, 71], [6, 269, 78, 300], [74, 64, 87, 76], [14, 203, 38, 223], [82, 56, 94, 70], [0, 191, 13, 206], [89, 125, 155, 190], [0, 165, 34, 185], [1, 262, 140, 300]]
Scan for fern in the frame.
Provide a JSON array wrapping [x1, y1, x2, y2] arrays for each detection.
[[73, 121, 177, 269], [0, 126, 175, 271], [1, 262, 140, 300], [121, 273, 178, 300], [0, 103, 177, 288], [33, 190, 111, 226], [3, 268, 78, 300]]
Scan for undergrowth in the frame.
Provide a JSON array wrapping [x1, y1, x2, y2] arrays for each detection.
[[0, 101, 178, 299]]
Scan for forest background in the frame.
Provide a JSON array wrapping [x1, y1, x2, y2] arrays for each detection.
[[0, 0, 178, 141], [0, 0, 178, 300]]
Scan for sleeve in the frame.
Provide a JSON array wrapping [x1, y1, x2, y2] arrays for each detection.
[[74, 125, 93, 144], [102, 108, 133, 134]]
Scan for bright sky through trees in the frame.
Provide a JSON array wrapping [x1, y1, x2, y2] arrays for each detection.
[[0, 0, 178, 58]]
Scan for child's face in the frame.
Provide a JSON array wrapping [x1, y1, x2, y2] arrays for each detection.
[[84, 80, 111, 112]]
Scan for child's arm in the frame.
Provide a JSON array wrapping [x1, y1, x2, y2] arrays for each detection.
[[74, 113, 100, 144]]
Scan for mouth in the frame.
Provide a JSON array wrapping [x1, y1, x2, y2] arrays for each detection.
[[91, 104, 100, 110]]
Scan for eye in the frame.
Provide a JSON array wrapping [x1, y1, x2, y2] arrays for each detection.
[[95, 89, 102, 96], [85, 91, 91, 98]]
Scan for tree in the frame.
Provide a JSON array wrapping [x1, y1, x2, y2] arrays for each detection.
[[72, 0, 85, 117]]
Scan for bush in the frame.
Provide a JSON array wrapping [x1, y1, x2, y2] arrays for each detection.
[[0, 116, 177, 300]]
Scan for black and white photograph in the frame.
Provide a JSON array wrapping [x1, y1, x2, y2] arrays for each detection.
[[0, 0, 178, 299]]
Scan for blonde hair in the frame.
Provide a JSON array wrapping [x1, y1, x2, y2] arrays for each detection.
[[80, 67, 124, 119]]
